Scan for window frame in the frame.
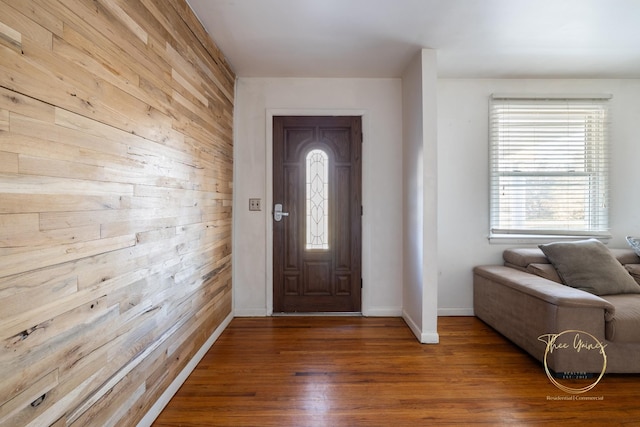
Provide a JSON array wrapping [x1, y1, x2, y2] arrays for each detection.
[[488, 94, 612, 243]]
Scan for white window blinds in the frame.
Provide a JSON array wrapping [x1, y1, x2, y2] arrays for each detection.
[[489, 95, 611, 237]]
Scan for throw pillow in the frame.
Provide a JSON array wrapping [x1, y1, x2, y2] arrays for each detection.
[[626, 236, 640, 257], [539, 239, 640, 295]]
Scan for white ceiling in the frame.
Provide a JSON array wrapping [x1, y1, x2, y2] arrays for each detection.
[[187, 0, 640, 78]]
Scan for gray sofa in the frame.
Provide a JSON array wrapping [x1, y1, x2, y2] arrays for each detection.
[[474, 242, 640, 374]]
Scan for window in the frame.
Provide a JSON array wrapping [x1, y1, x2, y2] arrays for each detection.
[[306, 149, 329, 250], [489, 95, 611, 239]]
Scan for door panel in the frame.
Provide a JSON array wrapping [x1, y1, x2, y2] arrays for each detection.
[[273, 116, 362, 313]]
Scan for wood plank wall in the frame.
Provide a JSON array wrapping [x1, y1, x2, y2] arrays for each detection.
[[0, 0, 234, 425]]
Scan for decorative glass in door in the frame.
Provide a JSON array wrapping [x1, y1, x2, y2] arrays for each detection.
[[305, 149, 329, 250]]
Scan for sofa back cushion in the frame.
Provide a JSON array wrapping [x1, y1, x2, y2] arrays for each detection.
[[504, 247, 640, 268], [503, 248, 550, 268], [611, 248, 640, 265], [526, 263, 562, 283], [627, 264, 640, 286]]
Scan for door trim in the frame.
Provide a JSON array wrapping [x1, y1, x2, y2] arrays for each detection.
[[265, 109, 369, 316]]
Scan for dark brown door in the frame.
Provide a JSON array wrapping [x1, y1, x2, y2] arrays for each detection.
[[273, 116, 362, 313]]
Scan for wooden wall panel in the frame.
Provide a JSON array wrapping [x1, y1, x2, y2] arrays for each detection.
[[0, 0, 234, 425]]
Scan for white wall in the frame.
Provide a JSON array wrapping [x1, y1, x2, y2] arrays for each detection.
[[232, 75, 640, 323], [233, 78, 404, 316], [401, 50, 439, 343], [402, 52, 425, 337], [437, 79, 640, 315], [421, 51, 439, 342]]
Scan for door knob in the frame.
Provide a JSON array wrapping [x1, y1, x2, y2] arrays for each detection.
[[274, 203, 289, 222]]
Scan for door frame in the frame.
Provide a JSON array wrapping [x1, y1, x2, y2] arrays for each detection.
[[265, 109, 369, 316]]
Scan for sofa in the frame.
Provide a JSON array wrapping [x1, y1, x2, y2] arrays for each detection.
[[473, 239, 640, 374]]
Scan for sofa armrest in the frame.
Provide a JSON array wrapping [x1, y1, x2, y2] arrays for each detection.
[[473, 265, 614, 373], [473, 265, 615, 319]]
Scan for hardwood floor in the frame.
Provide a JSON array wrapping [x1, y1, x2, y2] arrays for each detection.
[[153, 316, 640, 426]]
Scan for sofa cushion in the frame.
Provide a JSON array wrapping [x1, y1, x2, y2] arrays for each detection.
[[611, 247, 640, 265], [503, 247, 638, 269], [539, 239, 640, 296], [503, 248, 550, 268], [627, 264, 640, 285], [601, 294, 640, 342], [526, 263, 562, 283]]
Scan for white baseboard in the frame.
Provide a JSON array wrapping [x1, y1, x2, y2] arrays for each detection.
[[402, 310, 422, 341], [233, 307, 404, 317], [420, 331, 440, 343], [402, 310, 440, 344], [438, 308, 474, 316], [234, 308, 268, 317], [137, 312, 234, 427], [363, 307, 403, 317]]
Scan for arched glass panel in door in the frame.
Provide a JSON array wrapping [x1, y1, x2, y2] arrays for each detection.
[[305, 149, 329, 250]]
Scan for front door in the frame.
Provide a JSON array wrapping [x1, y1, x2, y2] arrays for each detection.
[[273, 116, 362, 313]]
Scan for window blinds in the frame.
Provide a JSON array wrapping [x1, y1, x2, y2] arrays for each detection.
[[489, 95, 610, 237]]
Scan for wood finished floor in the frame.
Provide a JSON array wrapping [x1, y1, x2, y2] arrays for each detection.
[[153, 316, 640, 426]]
